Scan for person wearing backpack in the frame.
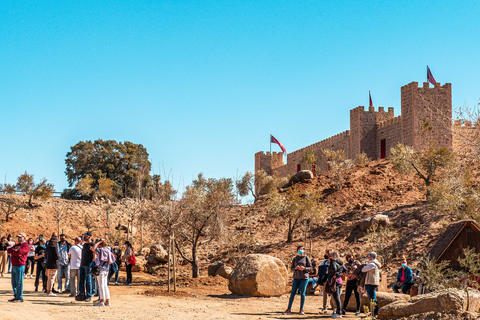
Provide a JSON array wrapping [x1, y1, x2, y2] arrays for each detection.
[[93, 239, 116, 306], [327, 251, 346, 319], [122, 241, 134, 286], [79, 232, 95, 302]]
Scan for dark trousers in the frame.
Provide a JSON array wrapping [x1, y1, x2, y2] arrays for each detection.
[[35, 263, 47, 291], [25, 257, 35, 275], [332, 283, 342, 314], [366, 285, 378, 316], [79, 266, 92, 298], [344, 279, 361, 312], [393, 281, 413, 294], [126, 264, 133, 283], [287, 279, 308, 311]]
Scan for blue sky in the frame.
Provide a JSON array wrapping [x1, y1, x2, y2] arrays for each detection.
[[1, 1, 480, 199]]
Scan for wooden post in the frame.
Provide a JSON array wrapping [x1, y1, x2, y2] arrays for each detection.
[[310, 240, 313, 257], [173, 231, 176, 292], [140, 220, 144, 251], [167, 233, 171, 292]]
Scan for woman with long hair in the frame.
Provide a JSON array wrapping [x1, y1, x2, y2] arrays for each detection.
[[24, 238, 36, 278], [0, 236, 8, 277], [93, 239, 116, 306], [122, 241, 133, 286]]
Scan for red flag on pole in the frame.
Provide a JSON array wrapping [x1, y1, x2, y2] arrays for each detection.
[[270, 135, 286, 154], [427, 66, 436, 85], [369, 91, 373, 107]]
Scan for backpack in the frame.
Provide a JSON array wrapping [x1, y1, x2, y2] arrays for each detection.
[[128, 253, 136, 265]]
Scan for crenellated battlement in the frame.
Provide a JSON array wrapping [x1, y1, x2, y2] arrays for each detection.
[[377, 115, 403, 130], [350, 105, 395, 115]]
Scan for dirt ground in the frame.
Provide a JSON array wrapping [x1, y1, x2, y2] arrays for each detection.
[[0, 271, 364, 320]]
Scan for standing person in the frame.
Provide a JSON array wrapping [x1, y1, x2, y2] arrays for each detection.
[[34, 234, 45, 246], [123, 241, 134, 286], [110, 241, 122, 285], [362, 252, 381, 317], [306, 259, 318, 293], [282, 245, 312, 316], [79, 231, 94, 302], [7, 234, 15, 273], [392, 257, 413, 294], [328, 251, 345, 319], [45, 235, 59, 296], [7, 233, 29, 302], [0, 236, 8, 277], [93, 239, 116, 306], [24, 238, 36, 278], [342, 254, 361, 316], [68, 237, 83, 297], [57, 234, 71, 293], [34, 239, 47, 292], [320, 250, 332, 313]]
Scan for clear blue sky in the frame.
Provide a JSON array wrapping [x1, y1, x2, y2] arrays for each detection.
[[1, 1, 480, 198]]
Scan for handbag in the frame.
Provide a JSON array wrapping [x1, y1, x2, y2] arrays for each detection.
[[324, 278, 337, 295], [128, 253, 136, 265]]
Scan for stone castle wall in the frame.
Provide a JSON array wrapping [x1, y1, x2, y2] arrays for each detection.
[[256, 80, 454, 177]]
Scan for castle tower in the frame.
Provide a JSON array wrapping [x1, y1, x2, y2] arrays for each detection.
[[254, 151, 284, 175], [401, 82, 452, 151]]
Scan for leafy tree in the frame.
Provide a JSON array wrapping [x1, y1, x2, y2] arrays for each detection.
[[0, 183, 16, 194], [322, 149, 353, 189], [65, 140, 151, 198], [236, 170, 288, 200], [16, 172, 54, 206], [83, 213, 97, 233], [302, 149, 317, 174], [268, 187, 325, 243], [76, 174, 115, 203], [149, 175, 177, 202], [390, 143, 455, 198], [176, 174, 237, 278]]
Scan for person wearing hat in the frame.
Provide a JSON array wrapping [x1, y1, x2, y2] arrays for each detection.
[[79, 231, 95, 302], [7, 233, 29, 302]]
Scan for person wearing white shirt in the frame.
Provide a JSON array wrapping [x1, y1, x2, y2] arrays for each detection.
[[68, 237, 83, 297]]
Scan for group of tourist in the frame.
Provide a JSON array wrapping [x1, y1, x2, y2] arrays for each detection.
[[2, 231, 136, 305], [282, 245, 404, 318]]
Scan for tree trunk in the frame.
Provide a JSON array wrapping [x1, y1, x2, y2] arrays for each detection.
[[57, 221, 60, 238], [304, 220, 308, 248], [167, 233, 171, 292], [28, 194, 33, 207], [140, 220, 144, 251], [287, 228, 293, 243], [192, 245, 199, 278], [173, 231, 176, 292]]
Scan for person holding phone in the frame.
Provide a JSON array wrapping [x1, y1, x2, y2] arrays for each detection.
[[282, 245, 312, 316]]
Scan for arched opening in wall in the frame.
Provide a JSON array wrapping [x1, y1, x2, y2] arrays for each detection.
[[381, 139, 386, 159], [297, 164, 301, 173]]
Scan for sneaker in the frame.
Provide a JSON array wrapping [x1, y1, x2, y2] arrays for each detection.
[[85, 298, 91, 302], [94, 302, 105, 307], [30, 274, 34, 278], [34, 287, 38, 292], [52, 289, 59, 294], [8, 299, 17, 302], [299, 310, 305, 315], [126, 283, 132, 286], [355, 311, 361, 316], [331, 314, 342, 319], [24, 274, 27, 278], [105, 301, 111, 306], [342, 310, 346, 315], [114, 282, 118, 285], [282, 310, 291, 315], [47, 293, 57, 297]]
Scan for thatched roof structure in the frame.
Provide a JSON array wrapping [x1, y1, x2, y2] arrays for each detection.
[[426, 219, 480, 267]]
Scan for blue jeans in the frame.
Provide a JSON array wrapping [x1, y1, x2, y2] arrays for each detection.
[[306, 277, 318, 290], [79, 266, 92, 298], [11, 265, 25, 300], [393, 282, 413, 294], [287, 279, 308, 311], [7, 255, 11, 272], [57, 264, 70, 291], [366, 284, 378, 316]]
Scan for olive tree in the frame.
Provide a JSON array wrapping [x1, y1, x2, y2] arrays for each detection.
[[16, 172, 54, 206]]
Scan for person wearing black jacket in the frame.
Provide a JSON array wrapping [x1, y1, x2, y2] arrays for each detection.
[[45, 236, 59, 296], [34, 239, 47, 292], [327, 251, 346, 318], [282, 245, 312, 316]]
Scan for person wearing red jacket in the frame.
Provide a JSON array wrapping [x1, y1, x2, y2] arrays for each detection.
[[7, 232, 29, 302]]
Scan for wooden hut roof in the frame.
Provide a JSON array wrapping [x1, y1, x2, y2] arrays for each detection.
[[426, 219, 480, 263]]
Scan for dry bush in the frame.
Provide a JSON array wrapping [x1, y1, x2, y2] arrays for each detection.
[[354, 152, 371, 165], [365, 224, 399, 269], [237, 170, 288, 200], [322, 149, 353, 189]]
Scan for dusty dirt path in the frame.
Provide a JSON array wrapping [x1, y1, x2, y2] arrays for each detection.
[[0, 272, 362, 319]]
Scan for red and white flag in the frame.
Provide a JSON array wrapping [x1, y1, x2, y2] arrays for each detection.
[[427, 66, 436, 85], [270, 135, 286, 154]]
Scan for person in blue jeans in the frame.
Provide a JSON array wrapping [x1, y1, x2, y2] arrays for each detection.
[[7, 233, 29, 302], [282, 245, 312, 316], [362, 252, 382, 317], [392, 257, 413, 294], [79, 232, 95, 302]]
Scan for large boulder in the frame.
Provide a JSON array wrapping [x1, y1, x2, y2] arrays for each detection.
[[215, 265, 233, 279], [228, 254, 287, 297], [378, 289, 480, 319], [359, 214, 391, 231], [331, 291, 410, 312], [208, 261, 224, 277], [282, 170, 314, 188], [147, 244, 169, 264]]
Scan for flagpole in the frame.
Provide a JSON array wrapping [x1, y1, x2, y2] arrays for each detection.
[[270, 135, 271, 154]]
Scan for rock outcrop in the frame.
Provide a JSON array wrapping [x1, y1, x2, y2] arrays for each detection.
[[228, 254, 287, 297]]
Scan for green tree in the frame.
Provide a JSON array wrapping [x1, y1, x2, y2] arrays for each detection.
[[390, 143, 455, 198], [268, 187, 325, 243], [176, 174, 237, 278], [0, 183, 16, 195], [76, 174, 115, 203], [302, 149, 317, 174], [16, 172, 54, 206], [236, 170, 288, 200], [65, 139, 151, 198]]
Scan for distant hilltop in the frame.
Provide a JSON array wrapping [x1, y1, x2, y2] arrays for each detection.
[[256, 81, 475, 177]]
